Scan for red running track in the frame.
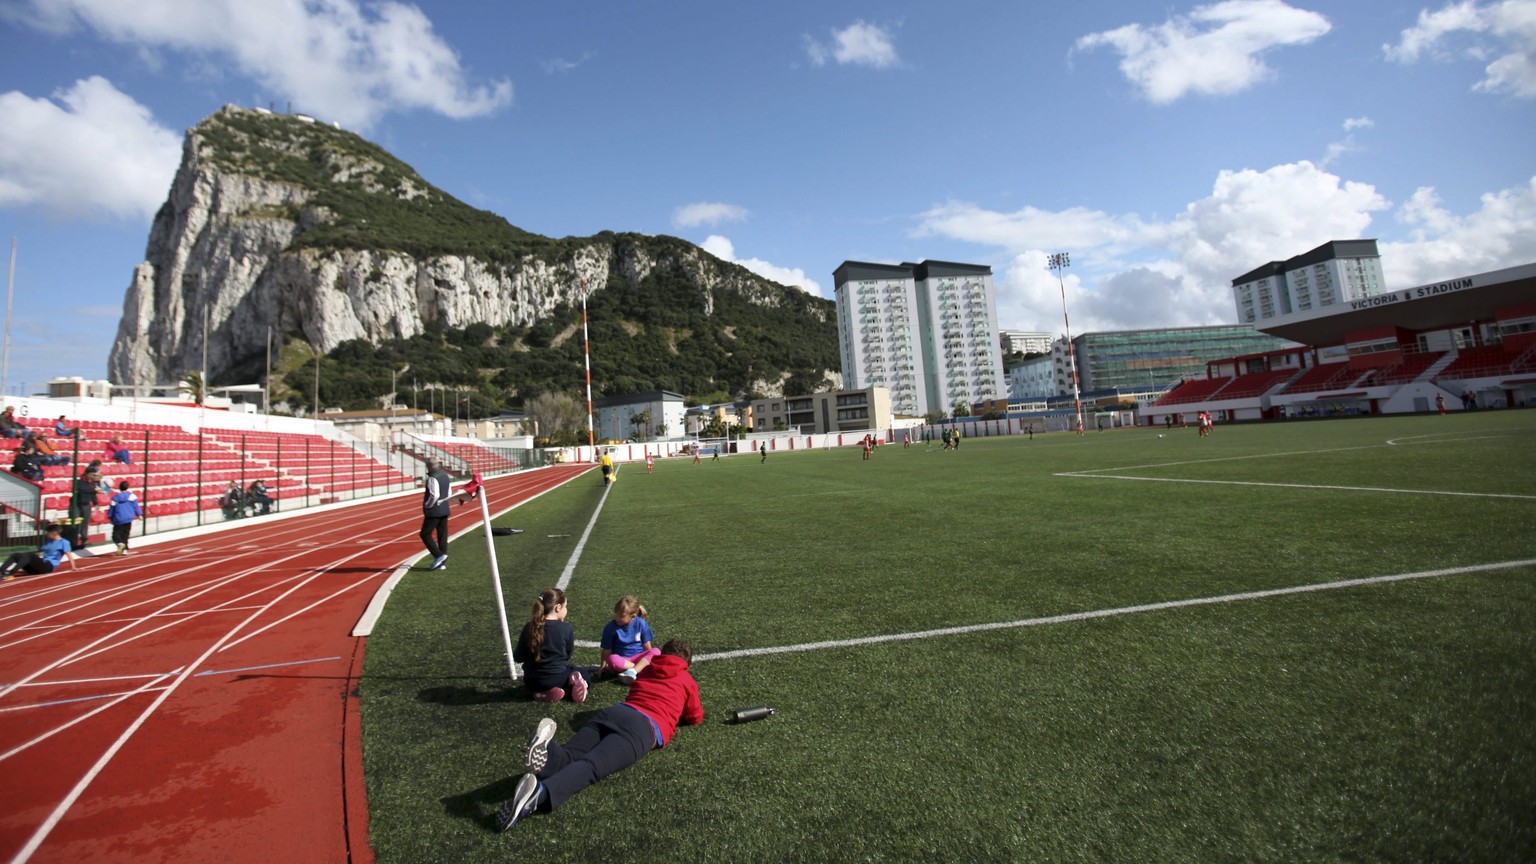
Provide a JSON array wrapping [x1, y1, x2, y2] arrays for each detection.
[[0, 463, 592, 863]]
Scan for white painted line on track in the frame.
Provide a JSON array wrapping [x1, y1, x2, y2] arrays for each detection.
[[0, 671, 180, 760], [194, 656, 341, 676], [0, 685, 175, 713], [692, 558, 1536, 664], [220, 571, 381, 651]]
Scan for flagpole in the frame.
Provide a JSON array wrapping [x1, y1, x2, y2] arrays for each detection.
[[581, 278, 595, 458]]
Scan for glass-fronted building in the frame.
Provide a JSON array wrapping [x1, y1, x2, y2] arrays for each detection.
[[1071, 326, 1301, 391]]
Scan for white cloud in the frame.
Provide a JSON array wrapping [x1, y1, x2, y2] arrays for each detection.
[[915, 161, 1536, 335], [0, 76, 181, 220], [700, 235, 826, 297], [542, 52, 594, 75], [12, 0, 512, 129], [1384, 0, 1536, 97], [1321, 116, 1374, 168], [805, 21, 900, 69], [1075, 0, 1332, 103], [673, 202, 749, 229], [1383, 178, 1536, 284]]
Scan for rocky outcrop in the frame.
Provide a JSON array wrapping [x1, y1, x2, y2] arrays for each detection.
[[108, 105, 827, 389]]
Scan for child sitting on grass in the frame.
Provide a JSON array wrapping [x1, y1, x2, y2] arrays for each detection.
[[600, 594, 660, 683], [513, 588, 591, 703], [496, 638, 703, 832]]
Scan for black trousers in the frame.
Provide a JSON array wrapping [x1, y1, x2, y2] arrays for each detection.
[[420, 515, 448, 557], [2, 552, 54, 576], [536, 703, 655, 811], [112, 522, 132, 548]]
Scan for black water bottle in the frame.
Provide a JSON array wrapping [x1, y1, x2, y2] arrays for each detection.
[[729, 705, 775, 724]]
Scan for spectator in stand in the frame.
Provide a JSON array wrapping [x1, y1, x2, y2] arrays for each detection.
[[11, 441, 43, 482], [68, 467, 103, 549], [107, 480, 143, 555], [104, 435, 132, 464], [32, 433, 71, 467], [247, 479, 274, 515], [0, 406, 27, 439], [222, 481, 247, 519], [0, 523, 76, 581], [54, 415, 81, 438]]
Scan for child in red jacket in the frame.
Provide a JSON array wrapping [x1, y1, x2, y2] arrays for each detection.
[[496, 638, 704, 831]]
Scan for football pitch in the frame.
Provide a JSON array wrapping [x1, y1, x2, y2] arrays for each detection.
[[361, 412, 1536, 862]]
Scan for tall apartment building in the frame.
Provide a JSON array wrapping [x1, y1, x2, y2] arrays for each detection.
[[1232, 239, 1385, 324], [834, 260, 1004, 417], [999, 329, 1053, 355]]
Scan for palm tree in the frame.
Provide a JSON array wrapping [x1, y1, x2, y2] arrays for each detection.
[[181, 371, 206, 405]]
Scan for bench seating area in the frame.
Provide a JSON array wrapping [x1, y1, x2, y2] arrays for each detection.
[[1215, 368, 1298, 400], [1153, 377, 1232, 406], [431, 440, 523, 474], [4, 419, 411, 542], [1277, 362, 1363, 394], [1434, 345, 1519, 381]]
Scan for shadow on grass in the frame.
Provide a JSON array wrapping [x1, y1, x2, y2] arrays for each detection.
[[439, 708, 604, 832], [417, 684, 524, 705]]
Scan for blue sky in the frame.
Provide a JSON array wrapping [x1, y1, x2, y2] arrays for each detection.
[[1, 0, 1533, 394]]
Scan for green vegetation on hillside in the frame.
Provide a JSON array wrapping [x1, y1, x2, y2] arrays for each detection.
[[196, 107, 839, 414]]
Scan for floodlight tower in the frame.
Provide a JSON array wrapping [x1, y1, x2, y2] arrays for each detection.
[[1047, 252, 1084, 435]]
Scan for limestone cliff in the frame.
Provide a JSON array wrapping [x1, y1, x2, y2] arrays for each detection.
[[108, 105, 835, 395]]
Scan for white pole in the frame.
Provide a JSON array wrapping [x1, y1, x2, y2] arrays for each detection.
[[581, 278, 595, 458], [1049, 253, 1084, 435], [479, 489, 519, 681]]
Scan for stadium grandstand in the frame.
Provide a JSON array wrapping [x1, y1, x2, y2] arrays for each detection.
[[0, 396, 542, 551], [1144, 261, 1536, 426]]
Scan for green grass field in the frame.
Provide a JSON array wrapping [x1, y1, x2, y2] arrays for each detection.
[[361, 412, 1536, 862]]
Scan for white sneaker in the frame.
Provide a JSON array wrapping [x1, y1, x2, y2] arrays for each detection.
[[494, 773, 541, 832], [430, 554, 448, 570], [618, 668, 638, 684], [524, 718, 556, 772]]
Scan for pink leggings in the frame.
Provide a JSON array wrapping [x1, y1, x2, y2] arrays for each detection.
[[604, 648, 660, 672]]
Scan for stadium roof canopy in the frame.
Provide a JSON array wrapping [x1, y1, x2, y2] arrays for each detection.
[[1254, 262, 1536, 348]]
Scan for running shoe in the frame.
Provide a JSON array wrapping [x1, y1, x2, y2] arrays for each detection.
[[524, 718, 556, 773], [568, 670, 588, 703], [430, 554, 447, 570], [532, 687, 564, 703], [618, 668, 638, 684], [494, 773, 541, 832]]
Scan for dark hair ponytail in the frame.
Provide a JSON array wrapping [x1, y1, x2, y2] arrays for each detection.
[[526, 588, 566, 658]]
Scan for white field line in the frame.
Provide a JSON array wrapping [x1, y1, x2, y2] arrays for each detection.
[[1054, 473, 1536, 500], [556, 483, 611, 592], [693, 558, 1536, 664]]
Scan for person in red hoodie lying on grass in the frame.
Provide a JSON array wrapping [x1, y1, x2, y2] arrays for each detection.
[[496, 638, 704, 832]]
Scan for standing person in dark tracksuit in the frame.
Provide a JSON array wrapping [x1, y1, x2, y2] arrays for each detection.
[[420, 459, 452, 570]]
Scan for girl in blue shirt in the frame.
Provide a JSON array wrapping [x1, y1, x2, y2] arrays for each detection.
[[600, 595, 661, 682], [1, 524, 76, 580]]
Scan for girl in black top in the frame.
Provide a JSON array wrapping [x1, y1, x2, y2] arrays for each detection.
[[513, 588, 592, 703]]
